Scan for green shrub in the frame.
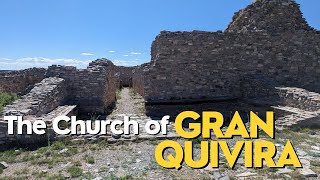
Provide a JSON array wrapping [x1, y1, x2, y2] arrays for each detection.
[[67, 166, 82, 178], [0, 93, 17, 112], [85, 156, 95, 164]]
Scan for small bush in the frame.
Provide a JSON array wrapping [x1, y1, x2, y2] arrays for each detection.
[[73, 161, 82, 167], [67, 166, 82, 178], [129, 88, 137, 96], [0, 93, 17, 112], [116, 90, 122, 100], [85, 156, 95, 164]]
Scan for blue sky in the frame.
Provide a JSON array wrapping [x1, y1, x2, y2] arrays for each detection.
[[0, 0, 319, 70]]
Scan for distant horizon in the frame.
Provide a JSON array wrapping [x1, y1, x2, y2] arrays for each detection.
[[0, 0, 319, 70]]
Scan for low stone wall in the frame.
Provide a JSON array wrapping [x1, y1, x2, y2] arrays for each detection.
[[0, 122, 16, 149], [46, 59, 120, 114], [0, 105, 78, 148], [0, 59, 122, 115], [276, 87, 320, 112], [271, 87, 320, 129], [0, 59, 122, 147], [2, 77, 68, 117], [0, 68, 46, 94], [0, 76, 75, 147]]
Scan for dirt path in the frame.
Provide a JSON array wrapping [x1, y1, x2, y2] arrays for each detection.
[[110, 87, 145, 116]]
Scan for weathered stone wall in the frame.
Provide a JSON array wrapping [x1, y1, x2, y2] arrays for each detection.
[[132, 63, 149, 97], [0, 68, 46, 94], [116, 66, 135, 87], [0, 59, 124, 115], [46, 59, 120, 114], [0, 122, 16, 149], [0, 77, 71, 147], [0, 105, 78, 148], [240, 75, 279, 100], [271, 87, 320, 129], [226, 0, 314, 34], [88, 59, 119, 113], [2, 77, 68, 117], [143, 0, 320, 104], [276, 87, 320, 112], [146, 30, 320, 103]]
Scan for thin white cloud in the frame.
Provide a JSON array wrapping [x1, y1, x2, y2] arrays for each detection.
[[0, 56, 145, 70], [81, 53, 94, 56], [112, 59, 140, 66], [17, 57, 87, 64], [123, 55, 129, 57], [1, 58, 13, 61], [130, 52, 142, 55], [0, 57, 91, 70], [108, 51, 116, 53]]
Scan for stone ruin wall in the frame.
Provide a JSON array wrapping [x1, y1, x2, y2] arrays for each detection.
[[0, 68, 46, 94], [46, 59, 120, 114], [273, 87, 320, 128], [0, 58, 127, 116], [226, 0, 315, 34], [105, 65, 120, 112], [116, 66, 135, 87], [144, 0, 320, 104], [2, 78, 68, 117], [0, 77, 70, 148], [145, 30, 320, 104], [132, 63, 149, 97], [0, 122, 16, 149], [0, 58, 138, 147], [276, 87, 320, 112], [0, 59, 122, 147]]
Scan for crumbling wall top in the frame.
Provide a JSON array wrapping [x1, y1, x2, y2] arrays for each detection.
[[88, 58, 114, 68], [0, 68, 46, 77], [226, 0, 314, 33]]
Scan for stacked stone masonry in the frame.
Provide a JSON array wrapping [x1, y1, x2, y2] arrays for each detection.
[[116, 66, 135, 87], [132, 63, 149, 97], [145, 0, 320, 104], [0, 104, 78, 148], [0, 77, 75, 148], [276, 87, 320, 112], [226, 0, 315, 33], [0, 68, 46, 95], [273, 87, 320, 128], [146, 31, 320, 103], [46, 59, 120, 114], [3, 77, 68, 117]]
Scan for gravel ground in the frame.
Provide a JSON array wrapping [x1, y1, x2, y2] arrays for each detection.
[[111, 88, 145, 116]]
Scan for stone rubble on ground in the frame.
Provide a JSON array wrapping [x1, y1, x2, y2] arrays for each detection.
[[0, 161, 8, 169]]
